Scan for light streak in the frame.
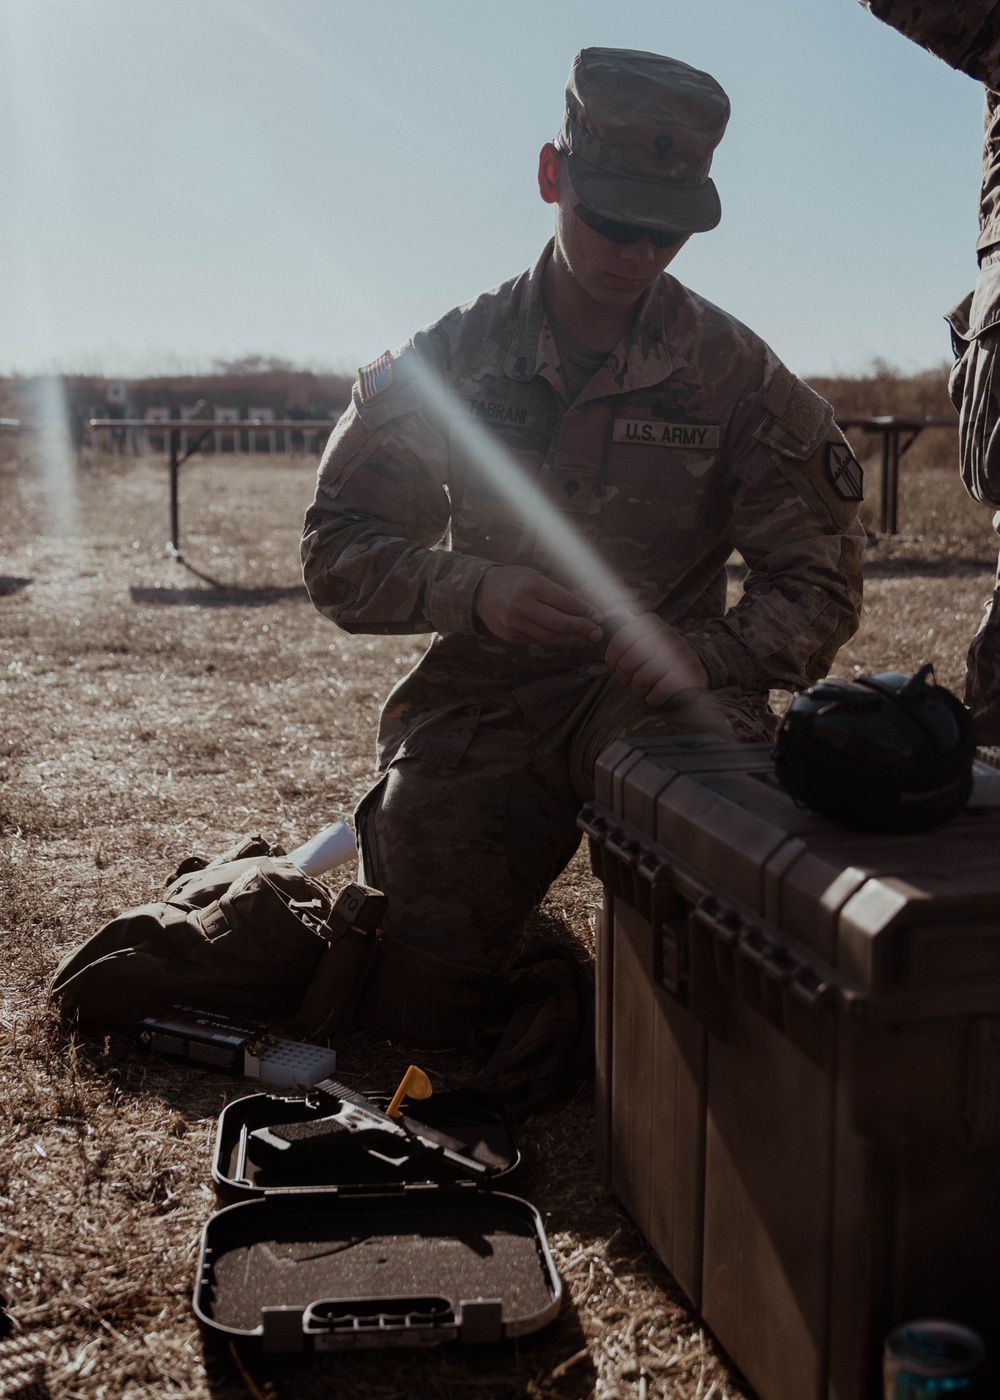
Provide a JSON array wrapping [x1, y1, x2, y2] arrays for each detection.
[[209, 0, 409, 127], [34, 375, 78, 536], [409, 356, 723, 721], [0, 7, 80, 535], [410, 358, 634, 618]]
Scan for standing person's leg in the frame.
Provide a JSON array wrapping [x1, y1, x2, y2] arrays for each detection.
[[965, 533, 1000, 744], [949, 260, 1000, 742]]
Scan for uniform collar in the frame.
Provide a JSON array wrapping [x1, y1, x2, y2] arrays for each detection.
[[503, 240, 679, 394]]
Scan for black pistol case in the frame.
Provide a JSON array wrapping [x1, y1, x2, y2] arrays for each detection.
[[194, 1083, 561, 1352]]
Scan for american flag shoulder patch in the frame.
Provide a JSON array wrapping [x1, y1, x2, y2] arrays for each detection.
[[357, 351, 393, 404]]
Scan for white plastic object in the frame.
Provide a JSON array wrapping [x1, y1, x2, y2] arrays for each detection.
[[286, 819, 358, 877], [244, 1039, 338, 1090]]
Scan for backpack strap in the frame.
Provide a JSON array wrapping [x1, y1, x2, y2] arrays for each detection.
[[293, 884, 387, 1039], [191, 901, 229, 940]]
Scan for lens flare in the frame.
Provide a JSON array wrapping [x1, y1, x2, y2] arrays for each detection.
[[410, 358, 634, 617], [409, 356, 724, 722], [34, 375, 78, 537]]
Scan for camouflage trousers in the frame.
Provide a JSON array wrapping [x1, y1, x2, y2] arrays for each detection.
[[355, 671, 774, 1040], [965, 538, 1000, 744], [948, 251, 1000, 743]]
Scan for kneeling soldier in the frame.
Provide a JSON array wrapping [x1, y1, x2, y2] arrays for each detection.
[[302, 47, 865, 1046]]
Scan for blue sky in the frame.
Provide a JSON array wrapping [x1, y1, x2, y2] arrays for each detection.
[[0, 0, 986, 379]]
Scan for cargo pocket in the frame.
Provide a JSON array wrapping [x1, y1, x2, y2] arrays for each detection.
[[390, 702, 483, 768], [185, 860, 330, 1001], [960, 338, 1000, 505], [949, 270, 1000, 505], [946, 289, 974, 413], [293, 883, 387, 1040], [233, 866, 327, 979]]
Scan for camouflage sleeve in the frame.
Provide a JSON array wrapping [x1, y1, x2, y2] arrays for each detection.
[[858, 1, 1000, 85], [683, 365, 865, 692], [300, 355, 495, 636]]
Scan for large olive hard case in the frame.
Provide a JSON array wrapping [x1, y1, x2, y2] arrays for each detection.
[[580, 735, 1000, 1400]]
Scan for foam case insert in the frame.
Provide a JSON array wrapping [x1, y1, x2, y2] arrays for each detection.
[[212, 1086, 522, 1199], [194, 1188, 561, 1350], [196, 1084, 558, 1352]]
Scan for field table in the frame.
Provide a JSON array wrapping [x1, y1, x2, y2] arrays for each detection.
[[84, 412, 961, 551], [839, 415, 956, 535], [88, 418, 334, 559]]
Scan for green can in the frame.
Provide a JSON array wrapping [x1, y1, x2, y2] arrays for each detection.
[[884, 1320, 985, 1397]]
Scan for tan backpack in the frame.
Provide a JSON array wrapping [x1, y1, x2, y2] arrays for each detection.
[[49, 835, 384, 1039]]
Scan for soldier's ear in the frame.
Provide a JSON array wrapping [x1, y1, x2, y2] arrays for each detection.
[[537, 143, 563, 206]]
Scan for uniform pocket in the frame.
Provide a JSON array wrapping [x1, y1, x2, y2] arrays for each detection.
[[390, 702, 484, 768], [599, 451, 721, 538], [956, 333, 1000, 505], [947, 290, 975, 413], [945, 271, 1000, 504], [970, 262, 1000, 338]]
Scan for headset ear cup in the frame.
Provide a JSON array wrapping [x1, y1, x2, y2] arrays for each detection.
[[773, 668, 975, 832]]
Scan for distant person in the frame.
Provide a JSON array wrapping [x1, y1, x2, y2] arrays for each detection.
[[301, 48, 864, 1047], [859, 2, 1000, 743]]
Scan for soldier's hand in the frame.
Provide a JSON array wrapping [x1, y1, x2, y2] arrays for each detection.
[[603, 611, 709, 707], [474, 566, 604, 647]]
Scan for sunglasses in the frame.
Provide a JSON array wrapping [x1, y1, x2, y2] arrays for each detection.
[[573, 201, 687, 249]]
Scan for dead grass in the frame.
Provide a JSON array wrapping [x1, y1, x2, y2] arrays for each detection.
[[1, 437, 995, 1399]]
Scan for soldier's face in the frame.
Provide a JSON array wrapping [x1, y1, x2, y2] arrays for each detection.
[[556, 203, 689, 306], [539, 145, 690, 307]]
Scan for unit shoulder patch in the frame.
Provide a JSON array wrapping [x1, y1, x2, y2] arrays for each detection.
[[357, 351, 393, 404], [826, 441, 863, 501]]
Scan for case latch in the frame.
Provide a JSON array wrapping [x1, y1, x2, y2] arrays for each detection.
[[460, 1297, 503, 1344], [580, 801, 695, 1002], [261, 1305, 304, 1352]]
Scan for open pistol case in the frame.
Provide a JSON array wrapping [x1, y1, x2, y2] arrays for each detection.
[[193, 1078, 562, 1353]]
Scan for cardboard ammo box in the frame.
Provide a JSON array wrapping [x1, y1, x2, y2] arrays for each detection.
[[580, 734, 1000, 1400], [194, 1081, 561, 1353]]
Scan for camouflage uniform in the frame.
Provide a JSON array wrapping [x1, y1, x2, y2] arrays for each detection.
[[861, 1, 1000, 739], [301, 241, 864, 1033]]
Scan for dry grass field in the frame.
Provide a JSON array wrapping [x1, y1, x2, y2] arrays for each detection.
[[1, 433, 996, 1400]]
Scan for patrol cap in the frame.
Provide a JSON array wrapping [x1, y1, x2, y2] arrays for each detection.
[[557, 47, 730, 234]]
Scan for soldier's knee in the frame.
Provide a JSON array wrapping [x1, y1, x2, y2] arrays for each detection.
[[353, 758, 528, 964]]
